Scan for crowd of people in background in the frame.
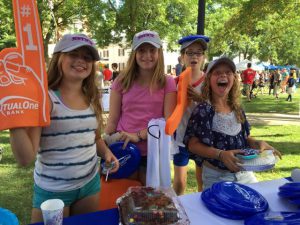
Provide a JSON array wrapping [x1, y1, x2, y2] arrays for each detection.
[[236, 67, 298, 102]]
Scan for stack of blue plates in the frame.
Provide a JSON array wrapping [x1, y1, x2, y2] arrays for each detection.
[[0, 208, 19, 225], [278, 182, 300, 206], [245, 211, 300, 225], [201, 181, 269, 220]]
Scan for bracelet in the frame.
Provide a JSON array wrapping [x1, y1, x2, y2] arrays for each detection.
[[137, 130, 143, 141], [216, 149, 224, 160]]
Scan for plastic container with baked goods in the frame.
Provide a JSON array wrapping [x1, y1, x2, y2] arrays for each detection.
[[117, 186, 190, 225]]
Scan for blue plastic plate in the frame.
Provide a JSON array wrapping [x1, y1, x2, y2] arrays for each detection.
[[278, 190, 300, 198], [201, 188, 249, 220], [211, 182, 269, 213], [0, 208, 19, 225], [289, 198, 300, 206], [245, 211, 300, 225], [240, 164, 275, 172], [101, 142, 141, 179], [279, 182, 300, 192]]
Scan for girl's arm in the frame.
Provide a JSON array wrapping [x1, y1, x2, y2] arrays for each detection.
[[105, 89, 122, 134], [96, 130, 119, 173], [163, 91, 177, 119], [188, 137, 243, 172], [9, 127, 42, 166]]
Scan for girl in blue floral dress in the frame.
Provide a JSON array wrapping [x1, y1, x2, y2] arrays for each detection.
[[184, 57, 281, 190]]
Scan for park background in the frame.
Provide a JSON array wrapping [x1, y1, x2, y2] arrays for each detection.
[[0, 0, 300, 224]]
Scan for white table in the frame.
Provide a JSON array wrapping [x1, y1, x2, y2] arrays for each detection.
[[178, 178, 298, 225]]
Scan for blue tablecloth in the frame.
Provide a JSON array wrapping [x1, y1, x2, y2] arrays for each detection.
[[29, 208, 119, 225]]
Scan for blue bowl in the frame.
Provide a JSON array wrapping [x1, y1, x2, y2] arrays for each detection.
[[101, 142, 141, 179]]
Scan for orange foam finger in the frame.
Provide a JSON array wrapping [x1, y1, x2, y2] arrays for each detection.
[[0, 0, 49, 130], [165, 67, 191, 135]]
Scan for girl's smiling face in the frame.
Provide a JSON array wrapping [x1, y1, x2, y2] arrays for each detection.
[[210, 63, 235, 99], [135, 43, 159, 72], [61, 47, 93, 81]]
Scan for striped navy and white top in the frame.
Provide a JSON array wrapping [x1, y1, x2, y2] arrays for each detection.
[[34, 90, 99, 192]]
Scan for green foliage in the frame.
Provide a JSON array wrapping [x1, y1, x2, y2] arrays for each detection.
[[0, 0, 299, 66], [0, 0, 15, 50]]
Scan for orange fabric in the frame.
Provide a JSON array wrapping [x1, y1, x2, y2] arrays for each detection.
[[165, 67, 191, 135], [0, 0, 50, 130], [99, 176, 142, 210]]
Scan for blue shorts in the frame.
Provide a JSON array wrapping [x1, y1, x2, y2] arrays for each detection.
[[173, 146, 203, 167], [33, 173, 100, 208]]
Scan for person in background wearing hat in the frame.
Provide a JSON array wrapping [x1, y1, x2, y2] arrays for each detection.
[[183, 57, 281, 190], [104, 30, 177, 185], [9, 33, 119, 223], [171, 34, 209, 195]]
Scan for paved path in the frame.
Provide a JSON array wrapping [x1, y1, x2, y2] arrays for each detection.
[[247, 113, 300, 125]]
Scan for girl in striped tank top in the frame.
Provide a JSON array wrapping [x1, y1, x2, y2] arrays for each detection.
[[10, 34, 119, 223]]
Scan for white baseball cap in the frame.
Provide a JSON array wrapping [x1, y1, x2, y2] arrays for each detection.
[[206, 57, 236, 75], [132, 30, 162, 51], [53, 33, 100, 61]]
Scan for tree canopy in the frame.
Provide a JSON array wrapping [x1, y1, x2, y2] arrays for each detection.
[[1, 0, 299, 65]]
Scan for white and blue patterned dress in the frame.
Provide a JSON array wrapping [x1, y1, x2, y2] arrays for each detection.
[[184, 101, 250, 171]]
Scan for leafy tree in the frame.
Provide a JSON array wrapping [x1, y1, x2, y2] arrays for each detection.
[[0, 0, 15, 50]]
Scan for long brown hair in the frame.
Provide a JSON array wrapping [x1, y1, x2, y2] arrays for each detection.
[[47, 52, 104, 131], [117, 48, 165, 92], [200, 71, 245, 123]]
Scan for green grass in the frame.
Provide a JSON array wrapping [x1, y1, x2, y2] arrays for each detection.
[[241, 85, 300, 114], [0, 88, 299, 225]]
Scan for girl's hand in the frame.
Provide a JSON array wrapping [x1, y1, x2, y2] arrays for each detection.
[[119, 131, 140, 149], [187, 85, 201, 102], [257, 141, 282, 159], [103, 150, 119, 173], [219, 150, 243, 172]]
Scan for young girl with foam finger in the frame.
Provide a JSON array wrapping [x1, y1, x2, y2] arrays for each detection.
[[9, 34, 119, 223]]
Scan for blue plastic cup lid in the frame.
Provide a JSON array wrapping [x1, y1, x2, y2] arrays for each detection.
[[245, 211, 300, 225], [0, 208, 19, 225], [101, 142, 141, 179], [211, 181, 268, 213]]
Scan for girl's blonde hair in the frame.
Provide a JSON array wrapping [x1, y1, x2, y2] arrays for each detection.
[[200, 69, 245, 123], [47, 52, 104, 131], [117, 48, 165, 92]]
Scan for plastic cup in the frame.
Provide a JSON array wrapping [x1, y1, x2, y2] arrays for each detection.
[[40, 199, 64, 225]]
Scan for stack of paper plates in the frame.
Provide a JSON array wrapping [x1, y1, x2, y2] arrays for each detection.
[[278, 182, 300, 206], [245, 211, 300, 225], [0, 208, 19, 225], [201, 181, 268, 220], [237, 150, 278, 171]]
